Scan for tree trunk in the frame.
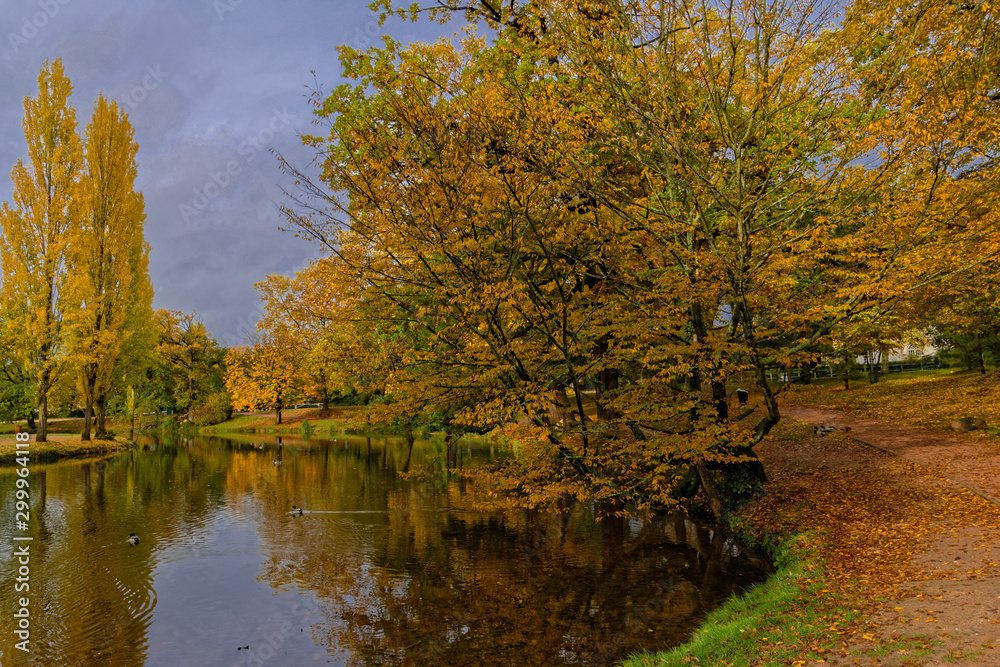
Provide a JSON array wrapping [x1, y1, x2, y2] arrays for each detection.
[[697, 463, 724, 521], [843, 352, 850, 390], [445, 431, 457, 469], [977, 337, 986, 375], [712, 377, 728, 421], [82, 402, 93, 441], [548, 388, 571, 426], [37, 393, 48, 442], [94, 396, 108, 439], [403, 434, 414, 473], [187, 372, 194, 422], [595, 368, 619, 421], [27, 412, 36, 432], [866, 352, 880, 384], [81, 368, 96, 441], [128, 386, 135, 441]]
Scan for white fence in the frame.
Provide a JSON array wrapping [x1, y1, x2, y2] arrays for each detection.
[[765, 359, 946, 383]]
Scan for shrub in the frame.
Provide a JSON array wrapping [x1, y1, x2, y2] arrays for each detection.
[[191, 391, 233, 426]]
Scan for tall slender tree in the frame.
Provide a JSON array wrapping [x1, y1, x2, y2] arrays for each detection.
[[0, 59, 86, 442], [72, 94, 153, 441]]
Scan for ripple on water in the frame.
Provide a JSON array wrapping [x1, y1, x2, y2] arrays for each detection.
[[34, 542, 157, 663], [0, 435, 771, 666]]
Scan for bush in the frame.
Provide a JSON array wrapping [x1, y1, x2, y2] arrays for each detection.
[[191, 391, 233, 426]]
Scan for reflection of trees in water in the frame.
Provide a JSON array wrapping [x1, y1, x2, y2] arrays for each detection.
[[0, 439, 223, 666], [0, 435, 766, 665], [255, 476, 768, 667]]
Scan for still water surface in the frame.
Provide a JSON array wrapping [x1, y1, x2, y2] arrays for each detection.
[[0, 434, 769, 666]]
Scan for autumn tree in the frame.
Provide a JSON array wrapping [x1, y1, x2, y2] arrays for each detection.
[[276, 0, 1000, 515], [919, 261, 1000, 374], [155, 310, 226, 422], [0, 59, 86, 442], [224, 326, 305, 424], [72, 94, 154, 440], [255, 264, 345, 409]]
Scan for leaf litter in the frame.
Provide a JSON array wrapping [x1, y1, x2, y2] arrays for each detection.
[[746, 409, 1000, 666]]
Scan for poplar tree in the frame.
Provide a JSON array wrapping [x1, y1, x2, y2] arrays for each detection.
[[0, 59, 85, 442], [72, 94, 153, 441]]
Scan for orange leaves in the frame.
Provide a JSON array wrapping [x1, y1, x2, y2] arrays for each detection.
[[224, 323, 308, 416], [265, 0, 1000, 512], [790, 370, 1000, 433]]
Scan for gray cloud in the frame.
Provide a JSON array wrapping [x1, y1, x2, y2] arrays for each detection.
[[0, 0, 462, 344]]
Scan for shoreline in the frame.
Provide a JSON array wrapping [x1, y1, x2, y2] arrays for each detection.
[[0, 436, 132, 465], [629, 410, 1000, 666]]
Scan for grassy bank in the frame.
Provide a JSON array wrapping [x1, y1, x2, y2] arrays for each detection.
[[199, 406, 364, 437], [0, 436, 131, 465], [622, 533, 861, 666], [622, 409, 994, 666], [620, 437, 868, 667]]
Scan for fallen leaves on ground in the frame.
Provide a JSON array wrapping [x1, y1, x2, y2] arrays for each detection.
[[744, 419, 1000, 666], [786, 370, 1000, 434]]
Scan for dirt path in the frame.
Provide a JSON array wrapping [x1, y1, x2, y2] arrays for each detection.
[[757, 408, 1000, 666], [784, 407, 1000, 508]]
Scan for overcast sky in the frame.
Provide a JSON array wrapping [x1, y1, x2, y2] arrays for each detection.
[[0, 0, 463, 346]]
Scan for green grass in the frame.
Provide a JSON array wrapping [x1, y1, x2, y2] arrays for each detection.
[[200, 406, 364, 437], [198, 413, 276, 432], [0, 437, 131, 465], [865, 635, 939, 658], [620, 534, 860, 667]]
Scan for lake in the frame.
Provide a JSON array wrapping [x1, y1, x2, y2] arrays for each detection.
[[0, 433, 769, 666]]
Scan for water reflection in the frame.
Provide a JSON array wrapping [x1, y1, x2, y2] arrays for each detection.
[[0, 434, 768, 665]]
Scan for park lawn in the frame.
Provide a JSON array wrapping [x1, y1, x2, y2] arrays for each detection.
[[0, 416, 140, 438], [0, 418, 89, 434], [0, 435, 130, 465], [784, 367, 1000, 434], [200, 406, 364, 437]]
